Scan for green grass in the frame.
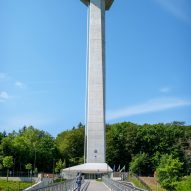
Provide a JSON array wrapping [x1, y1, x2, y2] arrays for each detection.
[[128, 175, 166, 191], [0, 180, 32, 191], [128, 175, 150, 190], [149, 183, 166, 191], [52, 178, 65, 183]]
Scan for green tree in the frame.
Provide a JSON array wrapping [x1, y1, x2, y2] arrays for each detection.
[[0, 121, 191, 179], [1, 135, 16, 158], [129, 152, 149, 175], [34, 167, 38, 176], [106, 122, 190, 176], [25, 163, 32, 177], [56, 127, 84, 167], [106, 122, 136, 169], [3, 156, 14, 181], [156, 154, 183, 190], [0, 163, 3, 171], [13, 126, 58, 172], [55, 159, 65, 173]]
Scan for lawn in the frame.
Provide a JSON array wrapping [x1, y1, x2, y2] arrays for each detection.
[[0, 180, 32, 191]]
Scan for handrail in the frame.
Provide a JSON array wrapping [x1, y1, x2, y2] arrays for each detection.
[[103, 176, 148, 191], [74, 181, 90, 191], [81, 181, 90, 191], [26, 178, 77, 191]]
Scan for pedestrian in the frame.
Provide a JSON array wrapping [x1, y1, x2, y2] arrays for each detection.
[[76, 172, 82, 191]]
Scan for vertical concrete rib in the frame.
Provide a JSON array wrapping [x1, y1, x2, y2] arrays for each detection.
[[86, 0, 106, 163]]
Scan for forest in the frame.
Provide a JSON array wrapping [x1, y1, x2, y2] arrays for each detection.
[[0, 121, 191, 190]]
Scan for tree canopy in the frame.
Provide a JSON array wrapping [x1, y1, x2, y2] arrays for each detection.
[[0, 121, 190, 183]]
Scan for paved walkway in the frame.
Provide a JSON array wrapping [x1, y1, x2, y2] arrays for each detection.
[[86, 180, 110, 191]]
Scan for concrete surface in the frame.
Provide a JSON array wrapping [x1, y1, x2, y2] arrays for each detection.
[[86, 0, 106, 164], [86, 180, 110, 191]]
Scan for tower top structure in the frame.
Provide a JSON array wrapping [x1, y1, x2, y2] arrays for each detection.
[[81, 0, 114, 10]]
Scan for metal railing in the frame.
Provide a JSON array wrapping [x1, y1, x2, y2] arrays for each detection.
[[103, 176, 148, 191], [81, 181, 90, 191], [25, 178, 78, 191], [73, 181, 90, 191]]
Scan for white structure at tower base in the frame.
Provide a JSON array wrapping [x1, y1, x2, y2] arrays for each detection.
[[61, 163, 113, 179]]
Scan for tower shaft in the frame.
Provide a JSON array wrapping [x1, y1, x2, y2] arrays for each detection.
[[86, 0, 106, 163]]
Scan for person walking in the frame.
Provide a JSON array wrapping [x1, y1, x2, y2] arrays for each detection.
[[76, 172, 82, 191]]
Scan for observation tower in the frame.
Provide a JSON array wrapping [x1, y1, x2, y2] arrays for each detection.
[[62, 0, 114, 178]]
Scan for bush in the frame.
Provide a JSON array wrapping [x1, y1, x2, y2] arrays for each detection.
[[156, 154, 183, 191], [175, 175, 191, 191]]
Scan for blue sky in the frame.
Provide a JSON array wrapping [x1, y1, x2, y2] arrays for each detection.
[[0, 0, 191, 137]]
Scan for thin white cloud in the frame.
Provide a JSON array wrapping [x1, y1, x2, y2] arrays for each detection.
[[0, 91, 9, 102], [15, 81, 25, 89], [154, 0, 191, 24], [107, 97, 191, 121], [159, 87, 171, 93]]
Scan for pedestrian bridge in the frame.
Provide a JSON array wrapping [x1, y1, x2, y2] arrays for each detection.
[[24, 176, 147, 191]]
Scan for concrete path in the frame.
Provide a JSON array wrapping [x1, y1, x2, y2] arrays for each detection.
[[86, 180, 110, 191]]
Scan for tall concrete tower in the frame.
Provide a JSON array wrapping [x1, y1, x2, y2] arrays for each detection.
[[81, 0, 114, 163], [62, 0, 114, 176]]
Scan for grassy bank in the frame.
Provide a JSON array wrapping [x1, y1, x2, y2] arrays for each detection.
[[0, 180, 32, 191], [139, 177, 166, 191], [128, 174, 149, 190]]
